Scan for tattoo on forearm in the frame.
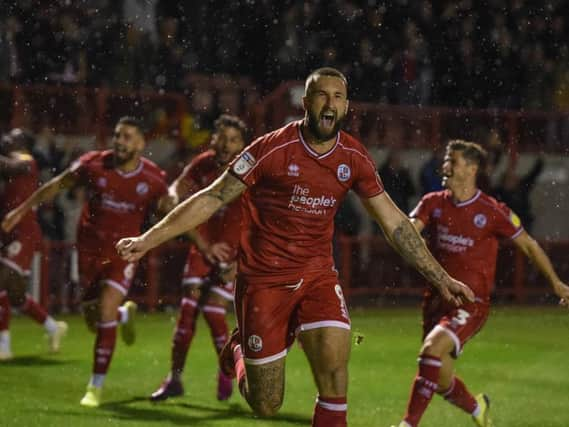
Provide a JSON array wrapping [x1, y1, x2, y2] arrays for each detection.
[[208, 173, 246, 204], [392, 219, 447, 285]]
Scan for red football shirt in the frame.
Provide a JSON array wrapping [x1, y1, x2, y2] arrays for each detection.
[[180, 149, 241, 250], [70, 150, 168, 257], [0, 153, 41, 240], [229, 120, 384, 283], [410, 189, 523, 300]]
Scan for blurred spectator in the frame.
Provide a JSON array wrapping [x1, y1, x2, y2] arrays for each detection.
[[494, 157, 545, 233], [378, 150, 415, 213], [419, 148, 444, 195]]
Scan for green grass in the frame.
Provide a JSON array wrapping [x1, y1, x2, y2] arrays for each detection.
[[1, 307, 568, 426]]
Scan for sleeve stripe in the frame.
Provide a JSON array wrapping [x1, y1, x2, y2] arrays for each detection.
[[242, 139, 299, 180]]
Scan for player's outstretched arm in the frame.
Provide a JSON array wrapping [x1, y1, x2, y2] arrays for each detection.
[[513, 231, 569, 305], [362, 192, 475, 306], [1, 169, 76, 232], [116, 170, 246, 262]]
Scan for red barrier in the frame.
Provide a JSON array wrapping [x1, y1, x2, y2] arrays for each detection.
[[37, 237, 567, 312]]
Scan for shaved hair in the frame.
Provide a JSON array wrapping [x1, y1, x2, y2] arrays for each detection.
[[305, 67, 348, 96]]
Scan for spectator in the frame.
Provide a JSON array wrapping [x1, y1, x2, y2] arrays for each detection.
[[378, 150, 415, 214]]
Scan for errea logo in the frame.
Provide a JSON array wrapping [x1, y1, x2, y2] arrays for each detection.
[[288, 163, 300, 177]]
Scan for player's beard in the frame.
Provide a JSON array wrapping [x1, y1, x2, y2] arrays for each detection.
[[113, 145, 137, 166], [306, 109, 345, 142]]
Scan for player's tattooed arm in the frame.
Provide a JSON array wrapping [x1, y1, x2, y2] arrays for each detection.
[[117, 170, 246, 261], [362, 193, 474, 305]]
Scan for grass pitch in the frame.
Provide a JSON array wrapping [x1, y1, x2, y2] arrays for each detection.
[[1, 307, 568, 427]]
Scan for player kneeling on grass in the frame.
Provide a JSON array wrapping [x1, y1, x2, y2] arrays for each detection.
[[2, 117, 174, 407], [391, 140, 569, 427], [117, 68, 474, 426], [0, 128, 67, 360], [150, 114, 247, 402]]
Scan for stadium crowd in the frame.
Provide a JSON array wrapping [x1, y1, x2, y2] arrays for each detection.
[[1, 0, 569, 110]]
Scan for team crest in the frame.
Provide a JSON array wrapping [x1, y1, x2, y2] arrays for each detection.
[[248, 334, 263, 352], [473, 213, 487, 228], [233, 151, 256, 175], [337, 164, 351, 182], [97, 177, 107, 188], [288, 163, 300, 177], [136, 182, 149, 195], [433, 208, 442, 218], [6, 241, 22, 258]]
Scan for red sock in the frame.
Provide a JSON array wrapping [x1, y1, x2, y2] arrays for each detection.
[[439, 376, 477, 414], [312, 396, 347, 427], [403, 354, 442, 427], [171, 297, 199, 376], [202, 303, 228, 354], [93, 321, 117, 374], [233, 344, 246, 396], [22, 294, 47, 324], [0, 291, 10, 330]]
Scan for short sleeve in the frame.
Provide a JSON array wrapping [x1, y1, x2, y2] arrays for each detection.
[[410, 194, 434, 226], [492, 202, 524, 239], [228, 135, 267, 187], [352, 147, 384, 198], [69, 151, 100, 182]]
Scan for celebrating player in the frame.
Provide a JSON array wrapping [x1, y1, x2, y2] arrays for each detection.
[[150, 114, 247, 402], [116, 68, 473, 426], [0, 128, 68, 360], [2, 117, 173, 407], [392, 140, 569, 427]]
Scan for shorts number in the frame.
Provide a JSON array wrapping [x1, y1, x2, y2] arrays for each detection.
[[452, 309, 471, 326]]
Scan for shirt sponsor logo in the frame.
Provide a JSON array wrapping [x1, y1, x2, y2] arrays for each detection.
[[136, 182, 149, 195], [101, 194, 136, 213], [288, 184, 337, 215], [473, 213, 487, 228], [288, 163, 300, 177], [337, 164, 351, 182], [248, 334, 263, 352], [436, 225, 474, 253], [232, 151, 256, 175]]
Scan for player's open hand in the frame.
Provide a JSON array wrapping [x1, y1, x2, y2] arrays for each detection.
[[116, 236, 150, 262], [204, 242, 233, 264], [440, 278, 475, 307], [1, 208, 25, 233], [552, 280, 569, 307]]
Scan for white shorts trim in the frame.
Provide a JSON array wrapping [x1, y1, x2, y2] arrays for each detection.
[[418, 356, 443, 368], [316, 398, 348, 412], [210, 286, 234, 301], [0, 257, 29, 276], [244, 348, 288, 366], [202, 305, 226, 315], [298, 320, 351, 333], [105, 280, 128, 296], [433, 324, 462, 356], [98, 320, 118, 328], [182, 277, 205, 286]]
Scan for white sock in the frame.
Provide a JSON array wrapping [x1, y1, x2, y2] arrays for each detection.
[[0, 330, 10, 350], [89, 374, 106, 388], [118, 306, 128, 324], [472, 404, 481, 417], [44, 317, 58, 335]]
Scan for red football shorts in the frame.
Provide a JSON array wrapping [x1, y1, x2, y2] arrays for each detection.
[[0, 224, 41, 276], [422, 294, 490, 357], [79, 250, 136, 299], [182, 246, 235, 300], [234, 270, 351, 364]]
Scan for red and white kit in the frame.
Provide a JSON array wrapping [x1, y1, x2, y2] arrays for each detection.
[[70, 150, 168, 296], [411, 189, 523, 354], [179, 149, 241, 300], [229, 120, 384, 363], [0, 153, 42, 276]]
